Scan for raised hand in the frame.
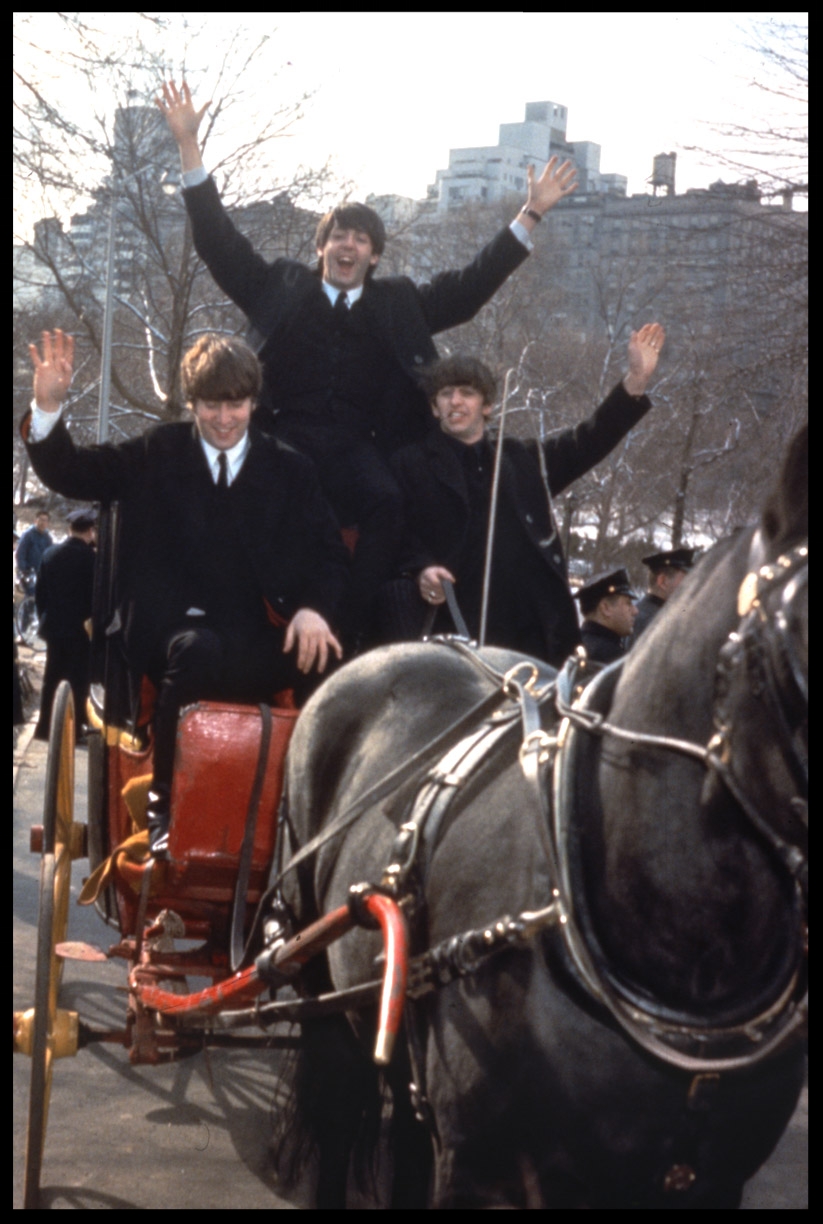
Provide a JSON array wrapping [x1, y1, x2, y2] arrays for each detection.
[[624, 323, 666, 397], [155, 79, 211, 148], [29, 330, 75, 413], [525, 156, 578, 218]]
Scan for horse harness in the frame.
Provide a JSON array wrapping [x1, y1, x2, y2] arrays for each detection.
[[252, 539, 808, 1096]]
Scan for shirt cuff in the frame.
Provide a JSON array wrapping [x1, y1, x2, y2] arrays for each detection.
[[29, 400, 63, 442], [509, 218, 534, 251], [182, 165, 209, 189]]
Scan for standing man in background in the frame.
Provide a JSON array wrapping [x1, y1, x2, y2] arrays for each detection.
[[16, 510, 53, 576], [574, 568, 639, 664], [632, 547, 696, 641], [33, 508, 97, 742]]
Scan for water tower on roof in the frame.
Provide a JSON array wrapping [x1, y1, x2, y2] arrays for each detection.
[[651, 152, 677, 196]]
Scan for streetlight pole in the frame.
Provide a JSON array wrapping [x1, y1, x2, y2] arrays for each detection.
[[95, 164, 156, 443]]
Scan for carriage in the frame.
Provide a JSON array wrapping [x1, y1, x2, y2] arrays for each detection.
[[14, 425, 808, 1210], [12, 507, 409, 1210]]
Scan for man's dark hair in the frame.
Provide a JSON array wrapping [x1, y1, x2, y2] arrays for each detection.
[[314, 202, 387, 273], [181, 334, 262, 405], [419, 354, 498, 406]]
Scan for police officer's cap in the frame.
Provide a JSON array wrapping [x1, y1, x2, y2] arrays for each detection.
[[641, 547, 696, 573], [66, 508, 97, 531], [574, 567, 637, 615]]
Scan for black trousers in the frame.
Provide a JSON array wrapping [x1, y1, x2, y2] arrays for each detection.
[[275, 430, 404, 639], [146, 623, 311, 790], [35, 632, 91, 741]]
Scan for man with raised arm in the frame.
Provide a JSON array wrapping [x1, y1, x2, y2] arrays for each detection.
[[381, 324, 665, 665], [156, 79, 578, 646], [23, 329, 348, 857]]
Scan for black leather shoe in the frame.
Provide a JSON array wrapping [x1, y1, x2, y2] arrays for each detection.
[[146, 784, 171, 861]]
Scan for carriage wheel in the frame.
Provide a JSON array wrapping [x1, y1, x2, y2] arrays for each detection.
[[23, 682, 79, 1210]]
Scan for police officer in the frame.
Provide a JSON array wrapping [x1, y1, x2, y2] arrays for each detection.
[[632, 547, 696, 641], [575, 568, 638, 664], [34, 507, 97, 741]]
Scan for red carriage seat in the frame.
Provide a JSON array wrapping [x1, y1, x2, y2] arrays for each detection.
[[96, 700, 298, 941]]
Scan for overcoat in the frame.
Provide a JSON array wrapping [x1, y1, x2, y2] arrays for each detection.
[[632, 592, 665, 642], [182, 177, 530, 452], [23, 414, 349, 688], [580, 618, 627, 664], [36, 536, 95, 640], [390, 382, 652, 663]]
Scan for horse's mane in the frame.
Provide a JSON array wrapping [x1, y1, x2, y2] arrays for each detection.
[[762, 422, 808, 549]]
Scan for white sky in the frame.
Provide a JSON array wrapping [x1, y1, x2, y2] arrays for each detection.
[[257, 11, 807, 200], [14, 11, 807, 233]]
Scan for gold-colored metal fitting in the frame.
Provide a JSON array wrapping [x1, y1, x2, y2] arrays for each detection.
[[737, 571, 759, 616], [518, 729, 557, 768], [503, 660, 539, 694], [707, 730, 732, 766]]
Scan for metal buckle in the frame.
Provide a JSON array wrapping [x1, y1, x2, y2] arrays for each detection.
[[518, 729, 557, 769]]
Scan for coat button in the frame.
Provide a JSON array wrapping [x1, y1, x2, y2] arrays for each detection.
[[525, 514, 534, 524], [414, 355, 424, 365]]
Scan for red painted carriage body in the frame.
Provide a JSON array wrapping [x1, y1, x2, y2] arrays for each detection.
[[102, 701, 298, 940]]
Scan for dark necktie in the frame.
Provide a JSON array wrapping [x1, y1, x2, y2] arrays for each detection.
[[334, 290, 349, 315], [216, 452, 229, 489]]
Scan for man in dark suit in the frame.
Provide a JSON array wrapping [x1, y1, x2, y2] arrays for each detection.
[[33, 507, 97, 742], [574, 568, 639, 665], [24, 330, 348, 856], [382, 324, 665, 666], [156, 79, 578, 642], [632, 547, 697, 641]]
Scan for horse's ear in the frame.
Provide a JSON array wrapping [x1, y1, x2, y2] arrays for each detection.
[[762, 422, 808, 550]]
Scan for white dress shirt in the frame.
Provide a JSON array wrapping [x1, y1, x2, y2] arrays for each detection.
[[197, 432, 249, 485]]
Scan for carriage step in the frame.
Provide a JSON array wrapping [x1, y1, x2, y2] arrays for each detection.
[[56, 940, 108, 962]]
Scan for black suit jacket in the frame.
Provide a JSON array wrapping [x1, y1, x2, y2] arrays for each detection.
[[390, 382, 653, 664], [23, 415, 349, 683], [183, 177, 530, 452], [36, 536, 95, 641]]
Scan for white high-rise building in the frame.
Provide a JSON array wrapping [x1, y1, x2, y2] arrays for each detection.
[[428, 100, 627, 213]]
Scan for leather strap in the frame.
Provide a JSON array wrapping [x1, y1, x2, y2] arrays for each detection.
[[230, 704, 273, 971]]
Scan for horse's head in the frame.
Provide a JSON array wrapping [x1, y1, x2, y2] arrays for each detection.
[[705, 424, 808, 892]]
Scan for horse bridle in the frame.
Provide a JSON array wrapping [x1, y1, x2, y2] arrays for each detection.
[[554, 539, 809, 887], [544, 539, 808, 1072], [707, 535, 808, 891]]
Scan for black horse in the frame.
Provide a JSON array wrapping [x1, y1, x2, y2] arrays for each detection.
[[273, 425, 807, 1208]]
